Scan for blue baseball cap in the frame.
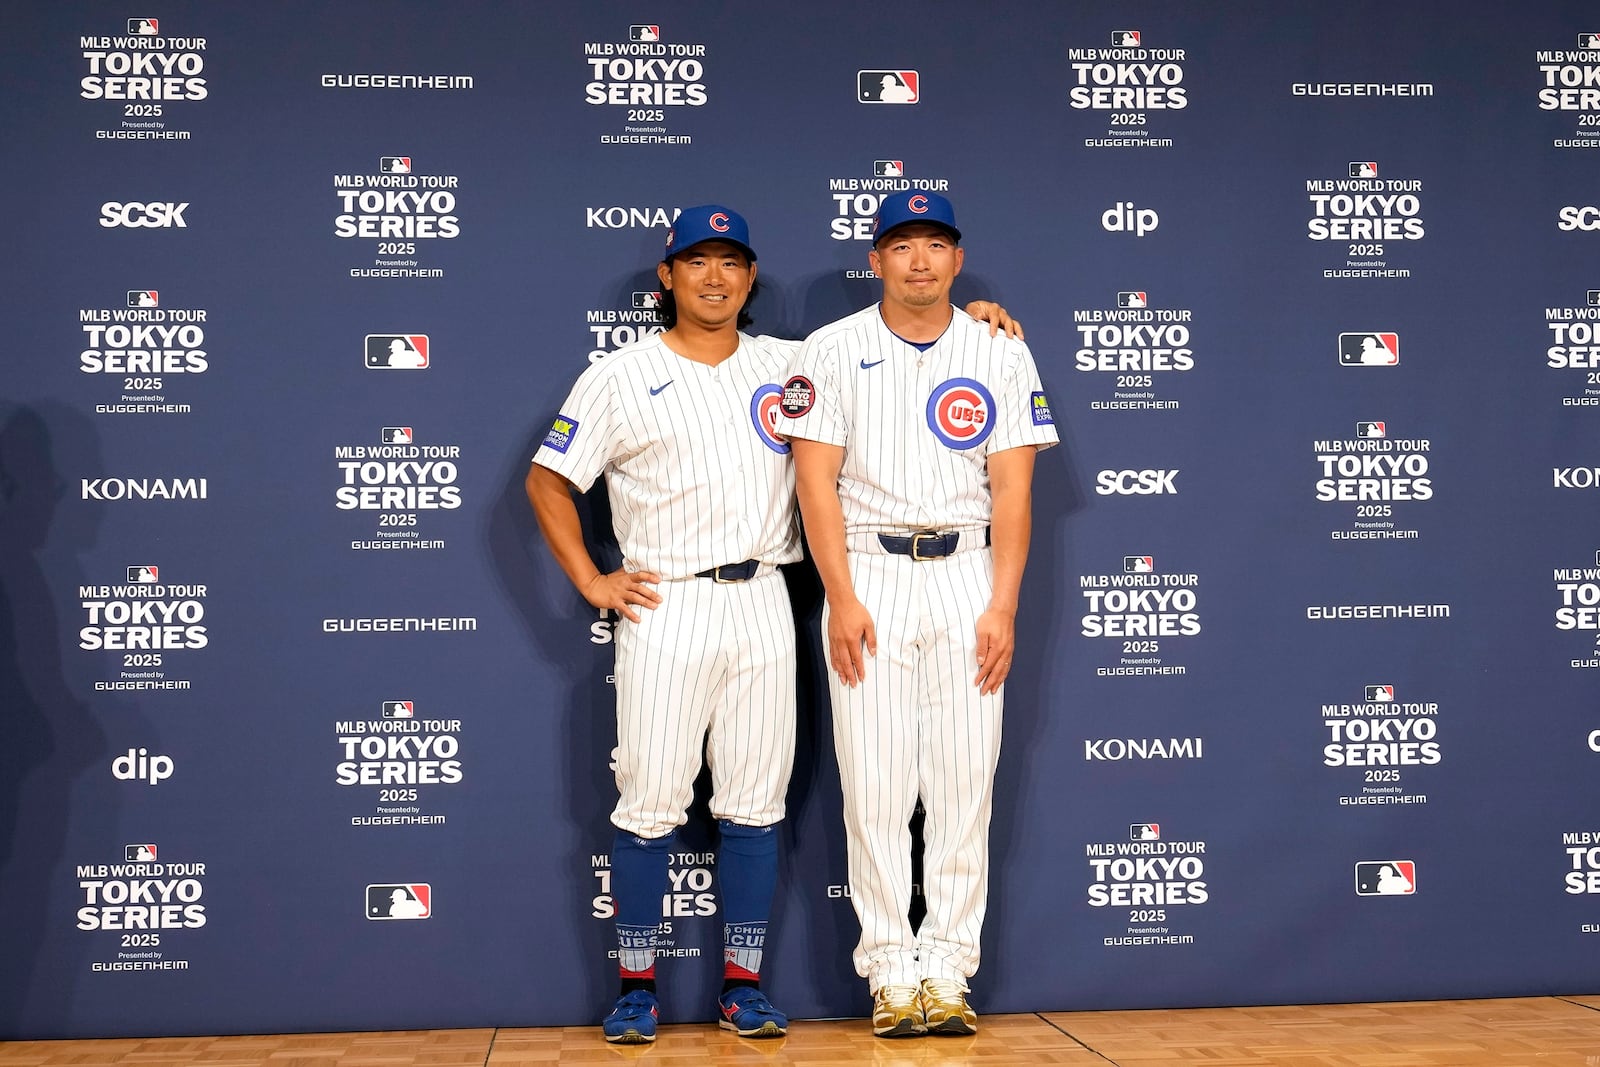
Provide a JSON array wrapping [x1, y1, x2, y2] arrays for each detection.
[[872, 190, 961, 245], [662, 204, 757, 262]]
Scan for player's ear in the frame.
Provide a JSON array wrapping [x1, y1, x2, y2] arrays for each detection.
[[952, 246, 964, 277], [867, 248, 883, 278], [747, 260, 758, 289], [656, 259, 672, 289]]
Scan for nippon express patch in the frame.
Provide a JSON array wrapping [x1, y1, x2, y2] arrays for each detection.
[[543, 414, 579, 454], [1031, 391, 1055, 426]]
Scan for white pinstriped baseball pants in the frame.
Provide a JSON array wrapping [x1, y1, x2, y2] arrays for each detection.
[[611, 569, 796, 838], [825, 546, 1003, 991]]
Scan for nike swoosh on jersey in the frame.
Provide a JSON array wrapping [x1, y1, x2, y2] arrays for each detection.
[[649, 380, 675, 395], [859, 358, 886, 369]]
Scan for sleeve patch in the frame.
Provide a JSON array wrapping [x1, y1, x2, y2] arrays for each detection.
[[543, 414, 580, 453], [780, 375, 816, 418], [1030, 391, 1054, 426]]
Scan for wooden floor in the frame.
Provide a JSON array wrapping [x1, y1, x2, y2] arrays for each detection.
[[3, 997, 1599, 1066]]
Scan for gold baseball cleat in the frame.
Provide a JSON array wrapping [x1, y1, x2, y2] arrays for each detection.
[[918, 978, 977, 1036], [871, 984, 927, 1038]]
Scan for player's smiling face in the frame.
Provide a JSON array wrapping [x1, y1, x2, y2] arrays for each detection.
[[657, 240, 755, 330], [869, 224, 963, 310]]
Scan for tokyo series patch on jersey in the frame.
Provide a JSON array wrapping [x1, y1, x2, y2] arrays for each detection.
[[926, 378, 995, 450], [780, 375, 815, 418]]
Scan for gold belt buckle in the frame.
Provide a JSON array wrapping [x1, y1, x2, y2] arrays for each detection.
[[910, 532, 943, 561]]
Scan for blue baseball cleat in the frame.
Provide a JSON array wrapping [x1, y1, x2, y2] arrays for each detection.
[[718, 986, 788, 1038], [602, 989, 658, 1044]]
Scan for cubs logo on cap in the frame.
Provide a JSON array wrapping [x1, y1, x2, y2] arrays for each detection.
[[662, 204, 757, 261], [873, 190, 961, 245]]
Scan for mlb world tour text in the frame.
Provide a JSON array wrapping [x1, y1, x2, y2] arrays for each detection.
[[335, 445, 463, 512], [334, 178, 461, 240], [1085, 838, 1207, 907], [1080, 572, 1201, 638], [80, 35, 208, 100], [76, 860, 208, 931], [79, 583, 207, 650], [335, 716, 464, 786], [1566, 831, 1600, 894]]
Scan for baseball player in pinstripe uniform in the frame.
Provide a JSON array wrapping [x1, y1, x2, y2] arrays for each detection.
[[779, 190, 1058, 1037], [527, 206, 798, 1043], [528, 204, 1024, 1043]]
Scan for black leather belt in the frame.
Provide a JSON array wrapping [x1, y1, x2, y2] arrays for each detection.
[[695, 559, 760, 582], [878, 532, 961, 560]]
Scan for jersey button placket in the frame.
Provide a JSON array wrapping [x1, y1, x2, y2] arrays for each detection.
[[910, 351, 934, 527]]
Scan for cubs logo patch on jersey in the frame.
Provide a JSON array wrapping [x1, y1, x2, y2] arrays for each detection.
[[780, 375, 816, 418], [750, 385, 791, 454], [926, 378, 995, 449]]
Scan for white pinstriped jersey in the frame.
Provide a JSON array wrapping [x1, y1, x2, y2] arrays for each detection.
[[778, 305, 1058, 531], [533, 333, 802, 580]]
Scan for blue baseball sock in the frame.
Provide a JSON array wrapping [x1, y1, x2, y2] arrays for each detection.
[[718, 820, 777, 989], [612, 828, 674, 993]]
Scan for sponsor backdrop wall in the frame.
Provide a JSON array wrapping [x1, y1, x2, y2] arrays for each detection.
[[3, 0, 1598, 1040]]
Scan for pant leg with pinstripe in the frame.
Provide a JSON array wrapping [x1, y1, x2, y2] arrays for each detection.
[[612, 569, 796, 839], [826, 547, 1002, 992]]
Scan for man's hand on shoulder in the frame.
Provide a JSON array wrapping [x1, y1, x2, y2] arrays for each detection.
[[964, 301, 1024, 341]]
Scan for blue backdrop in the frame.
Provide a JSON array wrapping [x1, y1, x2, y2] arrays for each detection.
[[3, 0, 1598, 1039]]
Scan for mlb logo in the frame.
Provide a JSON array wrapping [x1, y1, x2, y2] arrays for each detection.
[[366, 883, 431, 919], [1338, 332, 1399, 367], [1123, 555, 1154, 573], [126, 290, 159, 308], [858, 70, 919, 104], [1365, 685, 1395, 702], [125, 843, 158, 862], [1579, 33, 1600, 48], [382, 701, 415, 719], [1113, 30, 1141, 46], [365, 334, 429, 370], [381, 156, 412, 175], [630, 25, 661, 41], [1588, 290, 1600, 306], [875, 160, 906, 177], [382, 427, 414, 444], [128, 17, 158, 34], [1349, 161, 1379, 178], [1129, 823, 1160, 841], [127, 565, 159, 583], [632, 291, 662, 310], [1356, 421, 1387, 439], [1117, 291, 1148, 308], [1355, 861, 1415, 896]]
